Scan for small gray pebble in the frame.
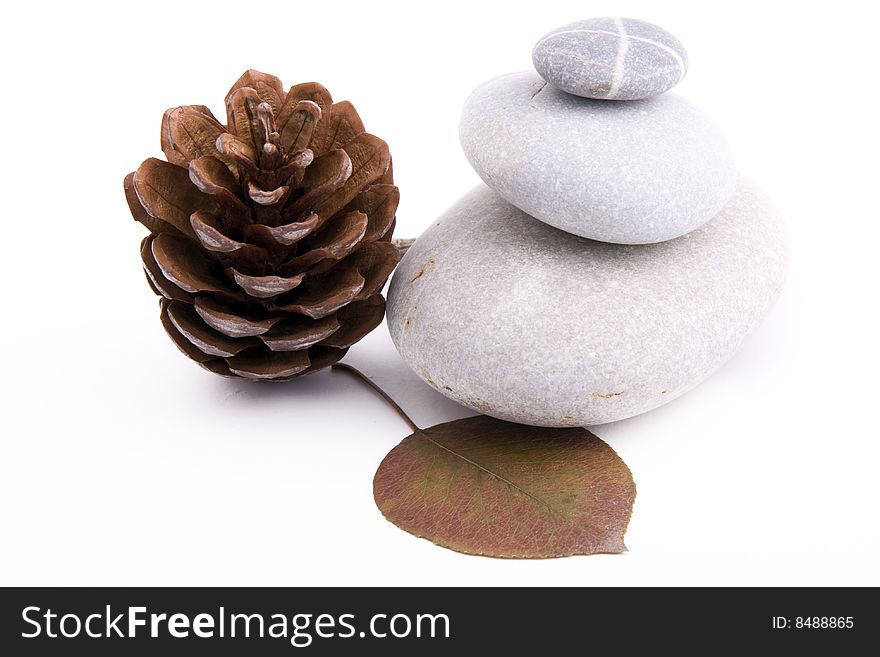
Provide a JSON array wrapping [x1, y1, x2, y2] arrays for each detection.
[[387, 180, 788, 427], [460, 71, 736, 244], [533, 17, 689, 100]]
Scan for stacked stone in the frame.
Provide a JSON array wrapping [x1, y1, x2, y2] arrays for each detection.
[[387, 18, 788, 427]]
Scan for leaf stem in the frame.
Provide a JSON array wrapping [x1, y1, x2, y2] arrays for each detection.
[[332, 363, 420, 432]]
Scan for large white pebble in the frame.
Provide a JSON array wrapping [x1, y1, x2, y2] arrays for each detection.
[[387, 180, 787, 426], [460, 71, 737, 244]]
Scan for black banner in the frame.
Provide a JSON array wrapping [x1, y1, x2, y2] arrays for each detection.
[[1, 587, 875, 654]]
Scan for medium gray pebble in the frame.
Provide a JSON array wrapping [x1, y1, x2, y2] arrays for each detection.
[[460, 71, 736, 244], [387, 180, 788, 427], [533, 17, 688, 100]]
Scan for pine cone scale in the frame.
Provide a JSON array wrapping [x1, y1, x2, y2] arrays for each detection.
[[348, 185, 400, 242], [133, 158, 216, 240], [165, 301, 256, 358], [261, 314, 341, 352], [310, 101, 366, 156], [160, 300, 218, 364], [274, 268, 366, 319], [227, 71, 286, 117], [226, 348, 312, 380], [321, 295, 386, 348], [313, 135, 390, 220], [280, 100, 322, 153], [244, 213, 319, 248], [141, 236, 194, 303], [161, 106, 227, 168], [190, 211, 251, 254], [193, 296, 282, 338], [228, 269, 305, 298]]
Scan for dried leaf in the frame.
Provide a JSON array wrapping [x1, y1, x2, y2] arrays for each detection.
[[374, 416, 636, 558]]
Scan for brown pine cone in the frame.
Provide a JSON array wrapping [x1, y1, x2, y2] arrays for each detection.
[[124, 70, 400, 380]]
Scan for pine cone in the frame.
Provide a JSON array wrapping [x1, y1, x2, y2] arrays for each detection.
[[124, 70, 400, 380]]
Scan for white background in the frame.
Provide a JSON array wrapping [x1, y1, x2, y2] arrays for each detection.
[[1, 0, 878, 586]]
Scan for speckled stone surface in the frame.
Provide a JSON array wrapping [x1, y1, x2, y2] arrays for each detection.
[[532, 17, 688, 100], [387, 180, 788, 427], [460, 71, 736, 244]]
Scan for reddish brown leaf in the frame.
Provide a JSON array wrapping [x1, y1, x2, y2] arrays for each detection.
[[374, 416, 636, 558]]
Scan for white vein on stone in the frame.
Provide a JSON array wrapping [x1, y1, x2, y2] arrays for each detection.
[[536, 27, 687, 80], [606, 18, 630, 99]]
